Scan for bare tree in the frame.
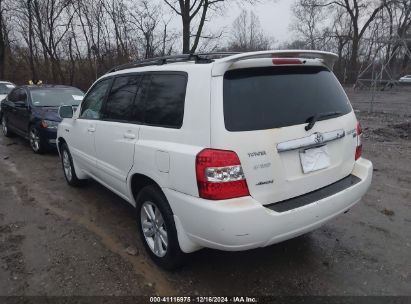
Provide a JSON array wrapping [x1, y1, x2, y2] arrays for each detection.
[[129, 0, 177, 58], [330, 8, 353, 82], [321, 0, 389, 82], [102, 0, 130, 62], [386, 0, 411, 70], [226, 10, 272, 52], [163, 0, 263, 53], [0, 0, 11, 79], [2, 0, 276, 87], [130, 0, 159, 58], [162, 0, 215, 53], [290, 0, 394, 82], [31, 0, 75, 83], [26, 0, 37, 81], [291, 0, 325, 50]]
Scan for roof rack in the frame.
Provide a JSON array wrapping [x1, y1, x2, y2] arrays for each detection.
[[196, 52, 241, 59], [107, 52, 240, 73]]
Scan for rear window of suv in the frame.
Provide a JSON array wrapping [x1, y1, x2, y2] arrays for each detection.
[[223, 66, 352, 132], [144, 74, 187, 128]]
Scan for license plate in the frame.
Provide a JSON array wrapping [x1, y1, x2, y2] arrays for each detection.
[[300, 145, 330, 174]]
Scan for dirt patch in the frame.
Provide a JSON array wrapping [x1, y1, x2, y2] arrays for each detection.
[[0, 225, 12, 234], [2, 252, 26, 275], [381, 208, 395, 217], [371, 121, 411, 141], [0, 155, 172, 296], [0, 235, 25, 253], [394, 122, 411, 136]]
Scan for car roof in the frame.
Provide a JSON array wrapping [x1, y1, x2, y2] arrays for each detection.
[[104, 50, 338, 78], [22, 85, 82, 91]]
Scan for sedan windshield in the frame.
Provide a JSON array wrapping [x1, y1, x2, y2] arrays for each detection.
[[31, 88, 84, 107], [0, 83, 15, 95]]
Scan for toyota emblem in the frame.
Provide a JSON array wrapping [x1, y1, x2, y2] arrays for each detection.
[[314, 133, 324, 144]]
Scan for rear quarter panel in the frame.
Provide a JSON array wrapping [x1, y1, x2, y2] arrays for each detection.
[[127, 66, 212, 203]]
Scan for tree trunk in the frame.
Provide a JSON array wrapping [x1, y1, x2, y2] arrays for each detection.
[[182, 16, 190, 54], [27, 0, 37, 82], [190, 0, 208, 54], [348, 23, 360, 84], [68, 38, 75, 85], [402, 52, 410, 73], [0, 1, 6, 79], [349, 40, 359, 83]]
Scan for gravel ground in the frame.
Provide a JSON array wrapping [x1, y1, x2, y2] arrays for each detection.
[[0, 87, 410, 296]]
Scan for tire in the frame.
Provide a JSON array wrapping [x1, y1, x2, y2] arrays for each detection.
[[29, 125, 45, 154], [60, 143, 85, 187], [136, 185, 186, 270], [2, 115, 12, 137]]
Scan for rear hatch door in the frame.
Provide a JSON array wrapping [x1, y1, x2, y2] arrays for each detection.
[[211, 63, 358, 205]]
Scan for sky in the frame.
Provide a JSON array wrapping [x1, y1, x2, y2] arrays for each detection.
[[206, 0, 295, 44]]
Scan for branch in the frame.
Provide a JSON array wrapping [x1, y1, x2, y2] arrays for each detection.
[[163, 0, 182, 15], [190, 1, 208, 52], [189, 0, 204, 21], [359, 3, 385, 39]]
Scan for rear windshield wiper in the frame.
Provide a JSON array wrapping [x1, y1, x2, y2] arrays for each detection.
[[305, 111, 342, 131]]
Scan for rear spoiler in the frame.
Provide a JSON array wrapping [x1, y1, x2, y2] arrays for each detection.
[[212, 50, 338, 76]]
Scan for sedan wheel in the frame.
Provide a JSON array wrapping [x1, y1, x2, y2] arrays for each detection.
[[140, 201, 168, 258], [2, 116, 9, 137], [29, 127, 41, 152]]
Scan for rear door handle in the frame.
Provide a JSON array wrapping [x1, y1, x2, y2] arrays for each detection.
[[87, 127, 96, 132], [123, 132, 136, 139]]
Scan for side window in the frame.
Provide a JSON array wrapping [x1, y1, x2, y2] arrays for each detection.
[[104, 75, 142, 121], [17, 89, 27, 103], [80, 79, 111, 119], [8, 88, 27, 104], [8, 89, 19, 102], [144, 74, 187, 128]]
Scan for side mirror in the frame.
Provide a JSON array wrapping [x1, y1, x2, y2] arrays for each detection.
[[59, 105, 74, 119]]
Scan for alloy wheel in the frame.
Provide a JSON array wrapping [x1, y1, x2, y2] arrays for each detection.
[[2, 116, 7, 135], [140, 201, 168, 257], [62, 150, 72, 182], [29, 128, 40, 152]]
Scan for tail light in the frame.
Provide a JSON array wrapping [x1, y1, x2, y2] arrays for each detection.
[[355, 122, 363, 160], [196, 149, 250, 200]]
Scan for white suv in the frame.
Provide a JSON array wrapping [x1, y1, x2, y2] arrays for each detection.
[[57, 51, 373, 269]]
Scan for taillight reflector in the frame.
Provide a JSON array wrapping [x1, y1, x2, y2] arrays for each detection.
[[272, 58, 303, 65], [355, 122, 363, 160], [196, 149, 250, 200]]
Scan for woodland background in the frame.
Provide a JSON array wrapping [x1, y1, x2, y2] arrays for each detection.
[[0, 0, 409, 90]]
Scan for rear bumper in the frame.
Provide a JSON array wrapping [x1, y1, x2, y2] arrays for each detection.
[[165, 158, 373, 253]]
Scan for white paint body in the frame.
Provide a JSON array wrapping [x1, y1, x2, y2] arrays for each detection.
[[57, 51, 373, 253]]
